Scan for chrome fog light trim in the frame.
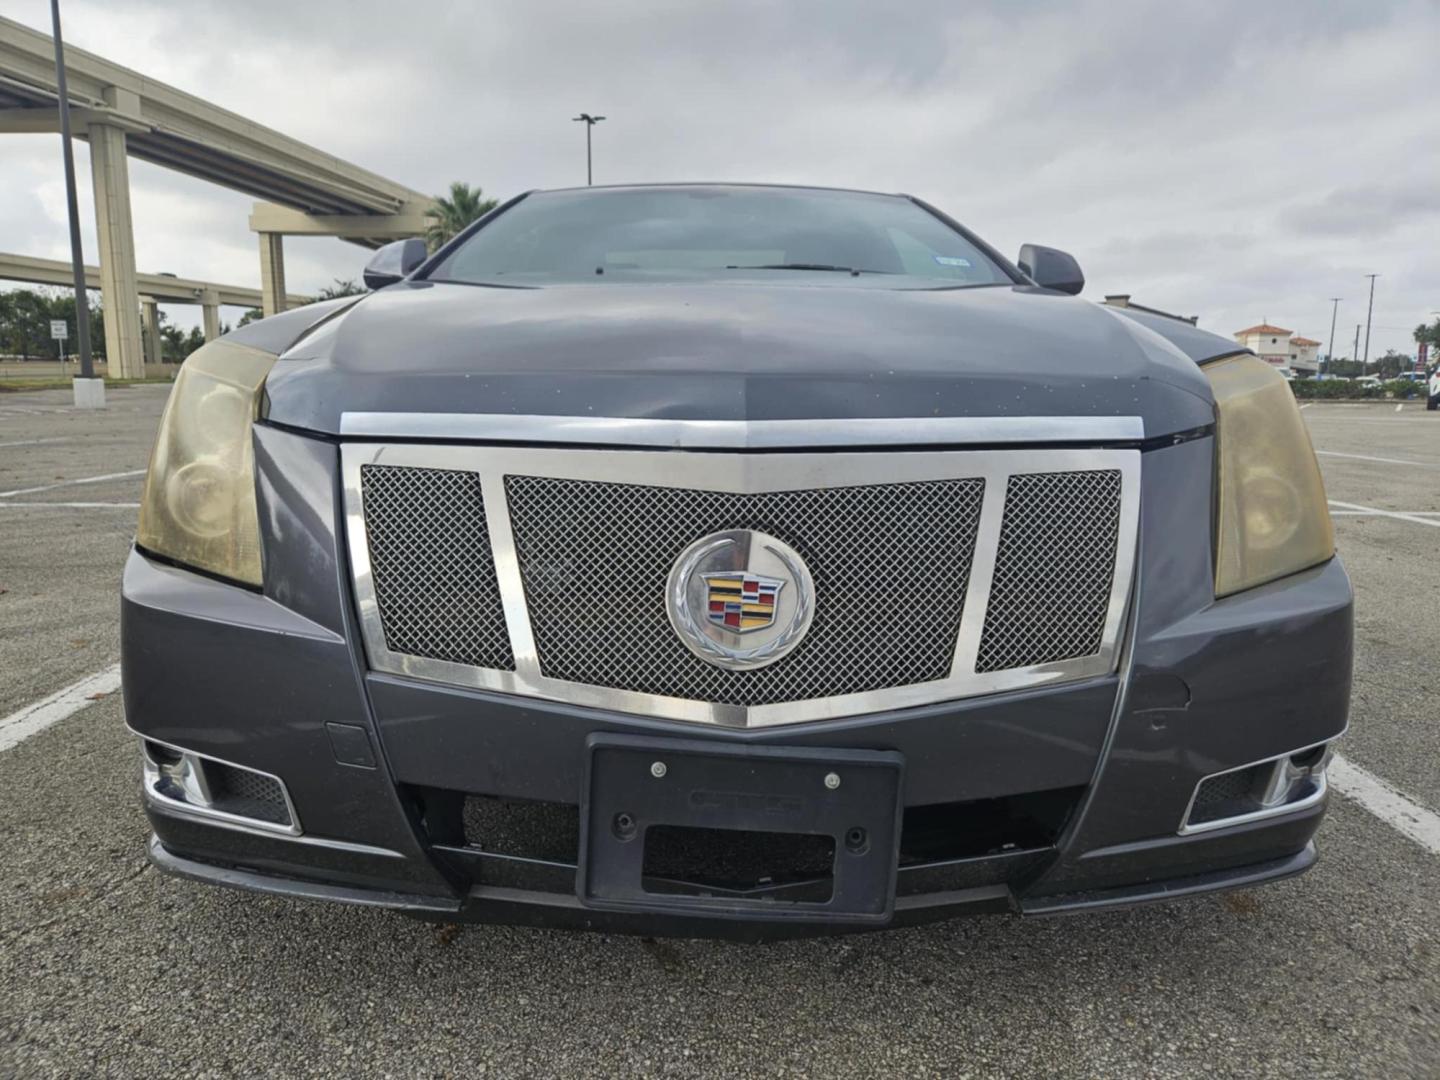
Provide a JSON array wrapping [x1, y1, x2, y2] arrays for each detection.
[[138, 735, 301, 837], [1179, 739, 1334, 836]]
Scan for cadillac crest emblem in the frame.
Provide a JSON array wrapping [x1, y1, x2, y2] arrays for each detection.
[[666, 529, 815, 671]]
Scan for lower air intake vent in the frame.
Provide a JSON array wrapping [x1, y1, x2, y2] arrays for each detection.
[[140, 740, 297, 834], [1187, 762, 1274, 825], [206, 762, 292, 826], [462, 796, 580, 862], [1182, 744, 1332, 833]]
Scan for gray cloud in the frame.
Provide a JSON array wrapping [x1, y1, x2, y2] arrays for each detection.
[[2, 0, 1436, 353], [1280, 181, 1440, 238]]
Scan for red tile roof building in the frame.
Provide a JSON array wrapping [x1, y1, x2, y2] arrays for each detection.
[[1232, 324, 1321, 373]]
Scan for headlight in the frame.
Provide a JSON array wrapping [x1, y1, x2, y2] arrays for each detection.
[[1207, 354, 1334, 597], [137, 341, 277, 586]]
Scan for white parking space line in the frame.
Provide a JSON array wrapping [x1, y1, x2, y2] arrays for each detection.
[[1324, 512, 1440, 521], [0, 664, 122, 754], [0, 436, 72, 450], [1328, 500, 1440, 529], [1304, 417, 1439, 424], [1300, 403, 1313, 410], [0, 501, 140, 509], [1330, 510, 1440, 518], [1395, 404, 1404, 413], [0, 468, 145, 499], [1316, 450, 1440, 469], [1331, 755, 1440, 857]]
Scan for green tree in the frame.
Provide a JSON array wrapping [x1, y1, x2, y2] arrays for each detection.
[[47, 289, 106, 360], [159, 315, 186, 361], [424, 182, 498, 251], [0, 290, 50, 359], [1415, 318, 1440, 363], [237, 308, 263, 327], [1373, 350, 1412, 379], [0, 286, 104, 360], [153, 311, 210, 362], [316, 278, 365, 300]]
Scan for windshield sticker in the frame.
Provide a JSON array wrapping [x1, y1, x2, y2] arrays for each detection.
[[933, 255, 972, 268]]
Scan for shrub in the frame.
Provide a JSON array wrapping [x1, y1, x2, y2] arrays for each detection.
[[1382, 378, 1421, 399], [1290, 379, 1382, 399]]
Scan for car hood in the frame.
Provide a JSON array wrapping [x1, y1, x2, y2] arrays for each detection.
[[263, 280, 1215, 438]]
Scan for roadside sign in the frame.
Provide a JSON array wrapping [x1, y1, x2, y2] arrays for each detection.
[[1420, 342, 1429, 370], [50, 319, 68, 341]]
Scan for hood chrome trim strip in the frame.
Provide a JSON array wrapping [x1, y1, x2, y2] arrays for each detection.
[[339, 413, 1145, 449]]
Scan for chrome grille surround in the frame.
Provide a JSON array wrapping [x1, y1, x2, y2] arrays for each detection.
[[343, 433, 1141, 729]]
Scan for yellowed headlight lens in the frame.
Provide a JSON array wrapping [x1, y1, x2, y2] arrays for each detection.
[[137, 340, 277, 586], [1208, 354, 1334, 597]]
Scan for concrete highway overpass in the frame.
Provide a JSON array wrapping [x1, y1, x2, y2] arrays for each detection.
[[0, 15, 432, 377], [0, 252, 310, 368]]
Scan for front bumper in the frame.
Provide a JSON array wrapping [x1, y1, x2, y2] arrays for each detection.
[[144, 828, 1321, 940], [121, 429, 1353, 938]]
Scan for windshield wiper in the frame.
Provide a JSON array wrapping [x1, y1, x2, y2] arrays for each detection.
[[724, 263, 891, 276]]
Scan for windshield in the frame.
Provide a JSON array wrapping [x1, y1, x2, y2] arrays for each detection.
[[426, 186, 1011, 288]]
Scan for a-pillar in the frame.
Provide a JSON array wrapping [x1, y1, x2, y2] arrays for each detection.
[[258, 233, 287, 317], [139, 296, 161, 369], [88, 86, 145, 379], [200, 288, 221, 341]]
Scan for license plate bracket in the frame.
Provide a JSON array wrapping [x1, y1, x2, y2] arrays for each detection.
[[579, 734, 904, 923]]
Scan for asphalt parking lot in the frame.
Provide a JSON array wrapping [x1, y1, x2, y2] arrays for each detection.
[[2, 387, 1438, 1078]]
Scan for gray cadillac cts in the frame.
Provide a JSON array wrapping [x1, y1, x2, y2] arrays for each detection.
[[123, 183, 1351, 937]]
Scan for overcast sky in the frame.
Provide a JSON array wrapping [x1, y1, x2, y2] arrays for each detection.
[[3, 0, 1437, 355]]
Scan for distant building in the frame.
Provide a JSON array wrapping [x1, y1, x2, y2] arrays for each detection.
[[1233, 323, 1294, 369], [1288, 337, 1321, 374], [1103, 295, 1198, 325]]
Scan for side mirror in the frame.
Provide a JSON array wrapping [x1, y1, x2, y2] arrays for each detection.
[[1017, 244, 1084, 296], [362, 237, 428, 290]]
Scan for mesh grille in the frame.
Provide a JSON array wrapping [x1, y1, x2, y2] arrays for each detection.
[[976, 470, 1122, 673], [206, 763, 291, 826], [1188, 763, 1271, 824], [361, 465, 514, 671], [505, 476, 985, 705]]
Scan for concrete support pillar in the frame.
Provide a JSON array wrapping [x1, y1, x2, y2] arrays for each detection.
[[258, 233, 287, 318], [200, 288, 221, 341], [89, 87, 145, 380], [139, 296, 161, 369]]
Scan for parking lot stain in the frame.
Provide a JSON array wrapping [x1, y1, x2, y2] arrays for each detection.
[[1220, 891, 1263, 916]]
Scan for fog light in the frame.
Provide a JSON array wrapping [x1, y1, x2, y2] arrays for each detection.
[[138, 737, 298, 835], [144, 739, 182, 767], [143, 739, 212, 807], [1181, 741, 1332, 835]]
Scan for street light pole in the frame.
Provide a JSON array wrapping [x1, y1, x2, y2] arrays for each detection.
[[1353, 324, 1361, 373], [572, 113, 605, 185], [1362, 273, 1379, 371], [1325, 297, 1341, 377], [49, 0, 94, 383]]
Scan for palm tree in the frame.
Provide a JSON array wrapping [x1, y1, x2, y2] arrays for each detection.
[[425, 182, 499, 251]]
